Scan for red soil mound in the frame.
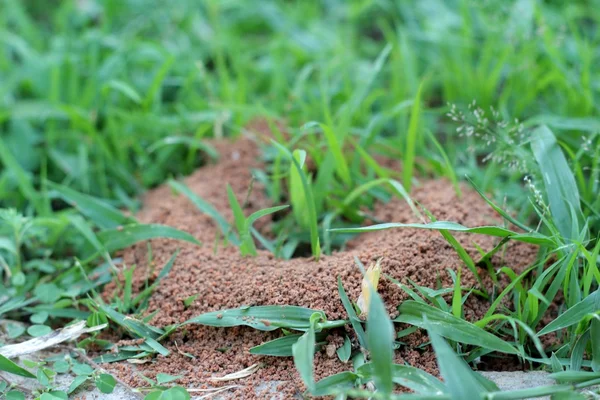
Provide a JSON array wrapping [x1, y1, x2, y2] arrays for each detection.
[[102, 124, 537, 398]]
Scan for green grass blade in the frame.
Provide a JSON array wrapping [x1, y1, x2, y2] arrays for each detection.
[[293, 313, 320, 392], [331, 221, 555, 246], [245, 205, 289, 228], [312, 371, 358, 396], [226, 184, 250, 253], [451, 268, 462, 318], [168, 179, 239, 245], [226, 183, 246, 235], [49, 182, 136, 229], [396, 301, 518, 354], [102, 79, 142, 104], [337, 277, 367, 349], [99, 304, 163, 340], [465, 176, 532, 232], [357, 363, 446, 395], [184, 305, 325, 332], [342, 178, 421, 220], [537, 289, 598, 336], [0, 139, 47, 215], [366, 273, 394, 395], [428, 131, 461, 197], [97, 224, 200, 253], [320, 123, 351, 186], [0, 354, 35, 378], [531, 125, 583, 240], [148, 137, 219, 160], [250, 332, 328, 357], [272, 141, 321, 259], [427, 323, 486, 399]]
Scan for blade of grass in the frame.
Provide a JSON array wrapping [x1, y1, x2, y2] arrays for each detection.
[[427, 321, 487, 399], [184, 305, 327, 332], [465, 176, 532, 232], [337, 276, 367, 349], [366, 266, 394, 396], [0, 354, 35, 378], [250, 332, 328, 356], [293, 312, 321, 393], [272, 141, 321, 259], [48, 181, 136, 229], [331, 221, 555, 246], [403, 82, 423, 192], [168, 179, 239, 245], [97, 224, 200, 253], [357, 363, 446, 395], [396, 301, 518, 354], [531, 125, 583, 241], [537, 289, 599, 336]]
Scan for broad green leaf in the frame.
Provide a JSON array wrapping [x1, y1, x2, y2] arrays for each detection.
[[397, 301, 518, 354], [34, 283, 61, 304], [537, 290, 598, 336], [27, 324, 52, 337], [40, 392, 68, 400], [6, 322, 26, 339], [68, 375, 89, 394], [144, 387, 190, 400], [95, 374, 117, 394], [184, 305, 324, 332], [366, 276, 394, 396], [5, 391, 26, 400], [71, 362, 94, 376], [357, 363, 446, 395], [530, 126, 583, 240], [331, 221, 554, 246], [30, 311, 49, 324], [0, 354, 35, 378], [336, 336, 351, 363], [53, 361, 70, 374], [48, 181, 136, 229], [97, 224, 200, 253]]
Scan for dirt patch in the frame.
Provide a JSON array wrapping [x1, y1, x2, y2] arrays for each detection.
[[102, 123, 538, 398]]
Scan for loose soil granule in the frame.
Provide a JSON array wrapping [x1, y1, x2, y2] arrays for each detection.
[[102, 123, 538, 399]]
